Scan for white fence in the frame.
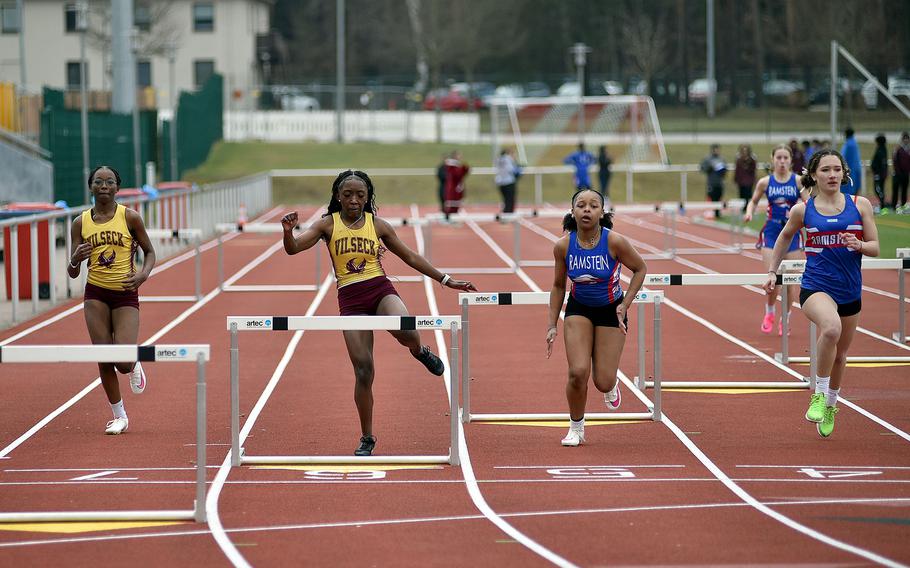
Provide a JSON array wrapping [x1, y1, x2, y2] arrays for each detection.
[[224, 110, 482, 144]]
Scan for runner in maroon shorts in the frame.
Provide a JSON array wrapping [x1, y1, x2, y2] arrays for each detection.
[[282, 170, 476, 456], [68, 166, 156, 435]]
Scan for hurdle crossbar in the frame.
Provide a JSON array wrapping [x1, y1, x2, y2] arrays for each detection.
[[0, 344, 209, 523], [457, 290, 662, 423], [140, 227, 203, 301], [227, 316, 461, 466]]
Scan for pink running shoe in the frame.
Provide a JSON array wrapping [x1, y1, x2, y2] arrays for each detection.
[[778, 318, 791, 336], [761, 312, 774, 334], [604, 381, 622, 410]]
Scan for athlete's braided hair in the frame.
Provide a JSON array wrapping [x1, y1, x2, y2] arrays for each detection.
[[324, 170, 377, 218], [562, 189, 613, 232], [800, 149, 851, 195]]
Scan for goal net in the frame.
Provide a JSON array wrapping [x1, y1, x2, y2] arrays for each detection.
[[488, 95, 668, 167]]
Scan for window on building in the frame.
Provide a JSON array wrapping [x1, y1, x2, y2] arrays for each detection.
[[194, 60, 215, 89], [1, 3, 20, 34], [64, 3, 77, 32], [137, 60, 152, 88], [135, 3, 151, 32], [193, 3, 214, 32], [66, 61, 86, 89]]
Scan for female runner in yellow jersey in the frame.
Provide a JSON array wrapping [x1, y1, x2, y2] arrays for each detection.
[[282, 170, 476, 456], [67, 166, 156, 435]]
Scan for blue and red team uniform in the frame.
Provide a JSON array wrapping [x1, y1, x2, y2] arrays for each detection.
[[801, 195, 864, 305], [563, 150, 597, 190], [564, 228, 628, 329], [760, 173, 804, 252]]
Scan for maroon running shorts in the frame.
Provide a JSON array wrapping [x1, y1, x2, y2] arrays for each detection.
[[84, 282, 140, 310], [337, 276, 400, 316]]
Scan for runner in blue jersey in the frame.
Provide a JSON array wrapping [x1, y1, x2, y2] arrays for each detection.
[[744, 144, 808, 335], [562, 143, 597, 190], [764, 150, 879, 438], [546, 189, 647, 446]]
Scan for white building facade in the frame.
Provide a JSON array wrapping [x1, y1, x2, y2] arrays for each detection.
[[0, 0, 270, 110]]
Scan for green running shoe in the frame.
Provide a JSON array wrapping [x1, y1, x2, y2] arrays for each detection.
[[817, 405, 838, 438], [805, 393, 826, 423]]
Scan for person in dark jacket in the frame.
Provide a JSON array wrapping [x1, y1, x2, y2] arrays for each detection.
[[734, 144, 758, 213], [892, 131, 910, 212], [700, 144, 727, 218], [870, 134, 888, 213]]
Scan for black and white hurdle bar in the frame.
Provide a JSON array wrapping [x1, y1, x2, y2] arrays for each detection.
[[142, 228, 203, 302], [779, 255, 910, 351], [457, 290, 663, 423], [0, 344, 209, 523], [227, 315, 461, 466], [643, 272, 811, 389]]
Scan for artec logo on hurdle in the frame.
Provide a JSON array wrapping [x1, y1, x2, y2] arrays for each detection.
[[156, 348, 181, 359], [416, 318, 444, 328], [245, 319, 272, 328], [473, 295, 496, 303]]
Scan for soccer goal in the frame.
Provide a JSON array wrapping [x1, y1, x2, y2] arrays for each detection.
[[488, 95, 669, 167]]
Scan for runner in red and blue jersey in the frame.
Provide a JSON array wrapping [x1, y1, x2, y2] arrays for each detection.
[[546, 189, 647, 447], [764, 150, 879, 438], [745, 144, 808, 335]]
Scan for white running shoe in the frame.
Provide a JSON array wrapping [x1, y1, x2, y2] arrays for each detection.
[[561, 426, 585, 447], [129, 362, 146, 394], [604, 381, 622, 410], [105, 417, 129, 435]]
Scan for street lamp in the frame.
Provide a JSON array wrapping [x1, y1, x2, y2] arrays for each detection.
[[570, 42, 591, 142], [76, 0, 90, 205], [167, 40, 178, 181], [130, 27, 142, 187]]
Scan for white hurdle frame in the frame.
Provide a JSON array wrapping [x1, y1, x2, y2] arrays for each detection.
[[0, 344, 209, 523], [644, 272, 811, 389], [780, 256, 910, 349], [227, 315, 461, 466], [458, 290, 663, 423], [215, 222, 322, 292], [141, 228, 204, 302]]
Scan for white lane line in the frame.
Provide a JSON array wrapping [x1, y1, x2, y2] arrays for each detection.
[[3, 496, 909, 550], [205, 209, 329, 568], [464, 219, 541, 292], [656, 400, 905, 568], [414, 205, 576, 568]]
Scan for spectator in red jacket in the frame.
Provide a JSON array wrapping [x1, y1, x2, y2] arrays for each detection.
[[734, 144, 758, 213], [443, 150, 470, 216]]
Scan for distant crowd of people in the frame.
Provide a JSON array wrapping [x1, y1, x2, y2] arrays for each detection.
[[702, 129, 910, 214]]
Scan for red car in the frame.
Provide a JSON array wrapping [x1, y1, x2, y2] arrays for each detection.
[[422, 87, 484, 111]]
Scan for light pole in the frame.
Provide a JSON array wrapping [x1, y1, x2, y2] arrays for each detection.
[[706, 0, 716, 118], [130, 28, 142, 187], [167, 41, 178, 181], [570, 42, 591, 143], [335, 0, 345, 143], [77, 0, 90, 205]]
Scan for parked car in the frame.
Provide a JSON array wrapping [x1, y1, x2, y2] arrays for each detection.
[[556, 82, 581, 96], [687, 78, 716, 102], [280, 94, 320, 111], [422, 86, 485, 111], [762, 80, 803, 96], [483, 84, 525, 106], [524, 81, 551, 97], [600, 80, 624, 95]]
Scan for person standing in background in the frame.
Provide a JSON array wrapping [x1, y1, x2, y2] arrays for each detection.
[[443, 150, 470, 216], [734, 144, 758, 213], [436, 154, 448, 214], [789, 139, 805, 174], [892, 131, 910, 213], [563, 143, 597, 190], [700, 144, 727, 218], [495, 147, 521, 214], [597, 145, 613, 203], [840, 128, 862, 196], [870, 134, 888, 213]]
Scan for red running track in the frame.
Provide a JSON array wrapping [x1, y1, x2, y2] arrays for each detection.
[[0, 203, 908, 567]]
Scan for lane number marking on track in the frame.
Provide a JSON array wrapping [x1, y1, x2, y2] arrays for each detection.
[[797, 468, 883, 480], [302, 470, 386, 481], [546, 467, 636, 479], [69, 470, 138, 481]]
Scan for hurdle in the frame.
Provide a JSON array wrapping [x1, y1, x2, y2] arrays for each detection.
[[215, 222, 322, 292], [780, 256, 910, 349], [227, 315, 461, 466], [458, 290, 663, 423], [140, 228, 203, 302], [644, 272, 811, 389], [0, 344, 209, 523]]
